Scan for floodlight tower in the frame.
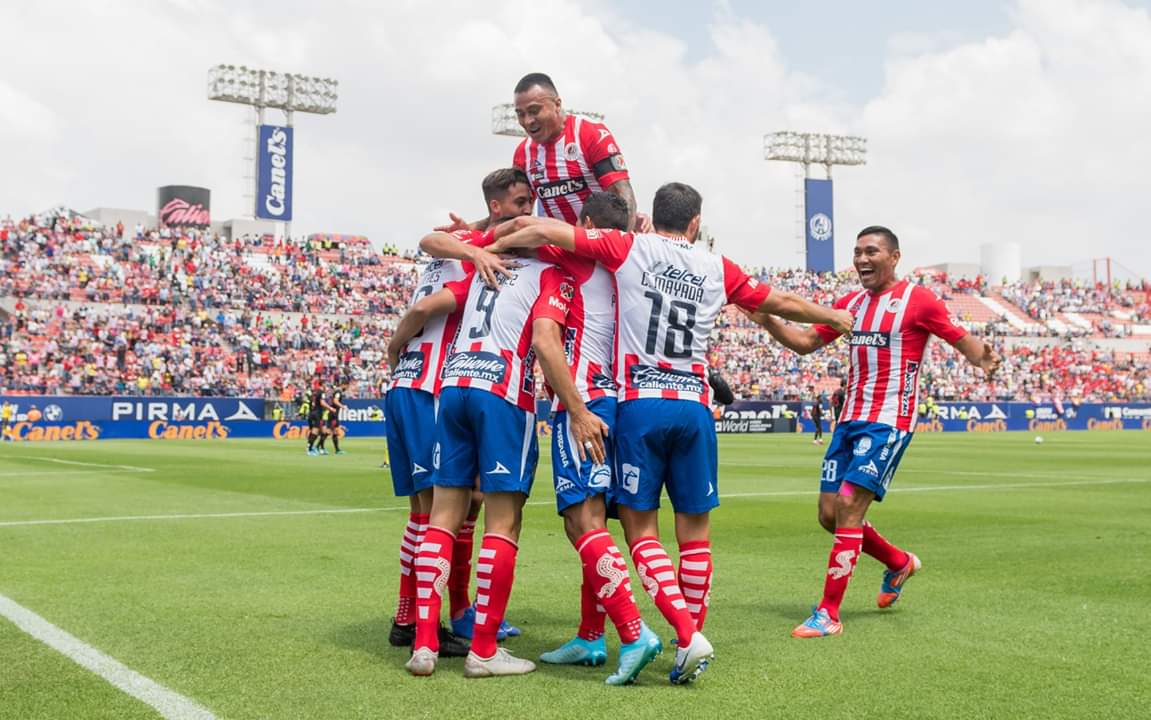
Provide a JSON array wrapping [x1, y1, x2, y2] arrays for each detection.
[[208, 65, 339, 239], [490, 103, 604, 137], [764, 131, 866, 272]]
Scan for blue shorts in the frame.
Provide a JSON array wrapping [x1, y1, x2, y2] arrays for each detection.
[[614, 399, 718, 514], [820, 421, 913, 502], [433, 387, 538, 495], [384, 387, 436, 497], [551, 397, 616, 514]]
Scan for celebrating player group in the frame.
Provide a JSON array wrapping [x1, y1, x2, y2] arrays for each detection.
[[382, 73, 1001, 685]]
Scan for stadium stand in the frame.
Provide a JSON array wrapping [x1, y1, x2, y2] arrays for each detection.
[[2, 210, 1148, 403]]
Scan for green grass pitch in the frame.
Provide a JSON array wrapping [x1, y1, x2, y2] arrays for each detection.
[[1, 431, 1149, 719]]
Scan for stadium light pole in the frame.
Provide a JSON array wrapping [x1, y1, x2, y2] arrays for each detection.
[[764, 131, 866, 273], [208, 65, 339, 238], [490, 103, 604, 137]]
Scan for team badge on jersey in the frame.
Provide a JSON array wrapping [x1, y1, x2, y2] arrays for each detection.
[[610, 154, 627, 171], [564, 142, 580, 160], [559, 281, 574, 301]]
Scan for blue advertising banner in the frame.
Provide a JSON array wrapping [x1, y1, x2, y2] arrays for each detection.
[[256, 124, 293, 221], [0, 396, 265, 423], [793, 402, 1151, 433], [804, 178, 835, 273]]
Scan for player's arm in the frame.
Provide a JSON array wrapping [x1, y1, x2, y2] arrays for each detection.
[[752, 291, 854, 336], [953, 334, 1002, 378], [749, 312, 833, 355], [386, 287, 459, 370], [488, 218, 578, 253], [418, 231, 511, 288], [604, 179, 638, 231], [532, 318, 608, 465], [708, 369, 735, 405]]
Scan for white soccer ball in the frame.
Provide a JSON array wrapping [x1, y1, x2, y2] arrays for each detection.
[[1034, 436, 1044, 444]]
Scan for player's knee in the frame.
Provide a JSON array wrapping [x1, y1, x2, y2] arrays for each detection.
[[818, 507, 836, 533]]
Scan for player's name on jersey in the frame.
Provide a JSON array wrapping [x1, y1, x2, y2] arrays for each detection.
[[443, 351, 509, 384], [640, 262, 708, 303], [629, 364, 706, 394]]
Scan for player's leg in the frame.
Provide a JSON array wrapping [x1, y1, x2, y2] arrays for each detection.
[[407, 388, 477, 675], [330, 419, 342, 454], [867, 430, 919, 608], [306, 419, 317, 454], [317, 422, 328, 453], [663, 400, 718, 685], [462, 392, 538, 677], [447, 488, 480, 635]]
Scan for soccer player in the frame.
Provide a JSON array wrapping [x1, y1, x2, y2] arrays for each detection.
[[306, 382, 325, 456], [1, 400, 13, 442], [439, 73, 646, 233], [753, 225, 1001, 638], [831, 379, 846, 431], [384, 168, 533, 658], [810, 394, 824, 445], [404, 255, 604, 679], [325, 381, 346, 455], [489, 182, 854, 684]]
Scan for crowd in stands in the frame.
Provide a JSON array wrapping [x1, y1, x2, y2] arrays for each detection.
[[2, 209, 1149, 404]]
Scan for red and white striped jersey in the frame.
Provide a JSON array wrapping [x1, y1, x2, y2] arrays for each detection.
[[538, 246, 617, 406], [441, 257, 574, 412], [513, 114, 630, 225], [571, 228, 771, 406], [389, 230, 490, 395], [814, 280, 968, 431]]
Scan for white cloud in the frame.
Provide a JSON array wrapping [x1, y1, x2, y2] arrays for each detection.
[[0, 0, 1147, 279]]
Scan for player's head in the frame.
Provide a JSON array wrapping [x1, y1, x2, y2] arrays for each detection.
[[854, 225, 901, 291], [514, 72, 564, 143], [652, 182, 703, 242], [482, 168, 533, 223], [579, 192, 630, 231]]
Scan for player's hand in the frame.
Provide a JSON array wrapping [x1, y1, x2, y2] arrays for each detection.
[[569, 407, 609, 465], [470, 248, 514, 288], [635, 212, 654, 233], [386, 345, 400, 371], [433, 212, 472, 233], [828, 309, 854, 337], [979, 341, 1002, 379]]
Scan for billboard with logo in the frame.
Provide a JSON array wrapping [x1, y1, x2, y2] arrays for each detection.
[[804, 178, 834, 273], [256, 124, 293, 221], [156, 185, 211, 228]]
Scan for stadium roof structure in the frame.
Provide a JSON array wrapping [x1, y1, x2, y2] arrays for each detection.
[[490, 103, 605, 137]]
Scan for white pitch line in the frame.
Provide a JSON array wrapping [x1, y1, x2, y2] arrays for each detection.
[[8, 456, 155, 472], [0, 476, 1147, 529], [0, 593, 217, 720]]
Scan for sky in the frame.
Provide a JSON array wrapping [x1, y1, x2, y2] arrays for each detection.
[[1, 0, 1149, 279]]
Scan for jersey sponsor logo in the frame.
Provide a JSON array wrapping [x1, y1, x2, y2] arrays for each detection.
[[536, 177, 587, 200], [621, 462, 641, 494], [548, 296, 569, 312], [859, 460, 879, 477], [591, 372, 616, 391], [589, 463, 611, 488], [487, 461, 511, 475], [554, 475, 575, 493], [853, 436, 872, 456], [900, 361, 920, 416], [640, 262, 707, 303], [442, 351, 508, 384], [850, 331, 890, 348], [629, 364, 706, 395]]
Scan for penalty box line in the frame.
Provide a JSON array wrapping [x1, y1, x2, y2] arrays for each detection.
[[0, 476, 1148, 529], [0, 593, 217, 720]]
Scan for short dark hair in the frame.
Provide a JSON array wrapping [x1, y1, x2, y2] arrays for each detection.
[[857, 225, 899, 249], [481, 168, 530, 204], [514, 73, 558, 95], [652, 182, 702, 234], [579, 192, 629, 231]]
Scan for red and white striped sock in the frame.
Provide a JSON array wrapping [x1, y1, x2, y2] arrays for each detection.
[[630, 536, 697, 646], [413, 525, 454, 652], [577, 529, 642, 644], [394, 512, 428, 625], [577, 573, 606, 642], [472, 533, 518, 659], [817, 527, 864, 622], [862, 521, 910, 571], [449, 515, 477, 619], [677, 540, 713, 631]]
